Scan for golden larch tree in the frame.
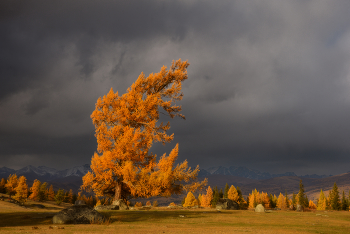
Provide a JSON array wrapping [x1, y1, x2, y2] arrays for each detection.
[[277, 193, 287, 209], [0, 178, 6, 193], [201, 186, 213, 207], [248, 189, 259, 208], [81, 59, 206, 201], [309, 200, 317, 209], [47, 185, 55, 201], [261, 192, 270, 208], [13, 176, 28, 203], [317, 189, 326, 210], [39, 182, 48, 201], [198, 194, 202, 206], [68, 189, 74, 204], [248, 192, 255, 208], [228, 185, 239, 203], [29, 179, 41, 201], [183, 191, 197, 207], [5, 174, 18, 198]]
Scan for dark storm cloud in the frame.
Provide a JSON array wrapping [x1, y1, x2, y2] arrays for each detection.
[[1, 0, 350, 174]]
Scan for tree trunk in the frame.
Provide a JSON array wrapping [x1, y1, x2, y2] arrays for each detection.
[[114, 181, 122, 201]]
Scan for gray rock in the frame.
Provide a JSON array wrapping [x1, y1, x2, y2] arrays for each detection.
[[216, 198, 239, 210], [296, 204, 304, 212], [53, 205, 106, 224], [75, 200, 86, 205], [112, 199, 129, 210], [255, 204, 265, 213]]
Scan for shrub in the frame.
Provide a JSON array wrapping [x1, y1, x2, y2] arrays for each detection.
[[153, 200, 159, 207]]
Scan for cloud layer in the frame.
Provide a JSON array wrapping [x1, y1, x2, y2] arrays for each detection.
[[2, 0, 350, 175]]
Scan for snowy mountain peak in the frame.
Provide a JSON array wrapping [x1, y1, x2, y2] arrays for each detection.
[[37, 166, 58, 175], [57, 164, 90, 177], [16, 165, 49, 176]]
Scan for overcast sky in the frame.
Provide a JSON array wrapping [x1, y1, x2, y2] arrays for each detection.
[[1, 0, 350, 175]]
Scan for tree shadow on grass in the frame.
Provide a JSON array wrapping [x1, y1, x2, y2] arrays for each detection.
[[0, 211, 57, 227]]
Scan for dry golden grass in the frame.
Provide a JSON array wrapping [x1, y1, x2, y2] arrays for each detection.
[[0, 196, 350, 234]]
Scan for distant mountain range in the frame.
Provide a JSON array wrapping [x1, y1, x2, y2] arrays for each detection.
[[0, 164, 331, 182], [0, 164, 90, 182], [198, 166, 332, 180]]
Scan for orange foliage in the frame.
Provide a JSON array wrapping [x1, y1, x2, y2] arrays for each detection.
[[68, 189, 74, 204], [261, 192, 270, 208], [228, 185, 239, 203], [201, 186, 213, 207], [13, 176, 28, 203], [135, 202, 142, 207], [146, 201, 151, 206], [277, 193, 287, 209], [5, 174, 18, 197], [0, 178, 6, 193], [183, 192, 197, 207], [47, 185, 55, 201], [29, 179, 41, 201], [81, 59, 206, 201], [309, 200, 317, 209]]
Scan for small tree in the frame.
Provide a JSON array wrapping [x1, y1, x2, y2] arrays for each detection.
[[291, 192, 296, 209], [228, 185, 239, 203], [55, 189, 65, 205], [330, 182, 340, 210], [0, 178, 6, 193], [201, 186, 213, 207], [298, 179, 306, 207], [13, 176, 28, 203], [285, 190, 289, 208], [277, 193, 287, 209], [146, 201, 151, 206], [309, 200, 317, 209], [341, 191, 348, 211], [268, 194, 276, 208], [224, 183, 229, 199], [47, 185, 55, 201], [261, 192, 270, 208], [5, 174, 18, 198], [39, 182, 48, 201], [183, 192, 197, 207], [198, 194, 202, 206], [68, 189, 74, 204], [248, 191, 256, 209], [135, 202, 142, 207], [152, 200, 159, 207], [211, 187, 220, 207], [317, 189, 326, 210], [29, 179, 41, 201]]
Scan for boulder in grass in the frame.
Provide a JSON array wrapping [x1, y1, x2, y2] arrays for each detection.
[[216, 198, 239, 210], [112, 199, 129, 210], [296, 204, 304, 212], [255, 204, 265, 213], [53, 205, 106, 224]]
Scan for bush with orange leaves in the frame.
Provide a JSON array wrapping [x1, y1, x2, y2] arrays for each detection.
[[169, 202, 176, 206], [135, 202, 142, 207]]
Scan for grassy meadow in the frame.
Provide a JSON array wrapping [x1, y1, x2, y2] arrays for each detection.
[[0, 197, 350, 234]]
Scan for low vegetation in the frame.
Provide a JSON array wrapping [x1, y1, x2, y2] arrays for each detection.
[[1, 194, 350, 234]]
